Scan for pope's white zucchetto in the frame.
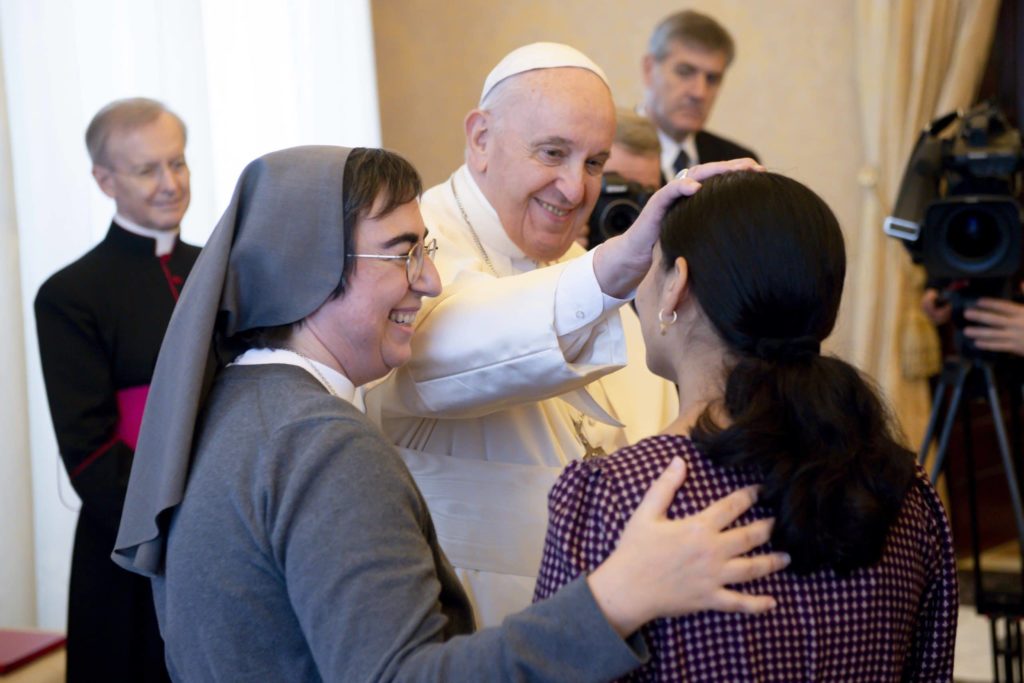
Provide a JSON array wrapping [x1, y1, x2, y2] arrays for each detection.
[[479, 42, 610, 105]]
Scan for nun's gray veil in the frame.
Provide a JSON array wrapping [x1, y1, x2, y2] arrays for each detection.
[[113, 145, 352, 576]]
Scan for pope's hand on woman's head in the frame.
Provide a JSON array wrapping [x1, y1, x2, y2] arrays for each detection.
[[681, 157, 763, 183], [586, 455, 789, 638], [591, 158, 764, 300]]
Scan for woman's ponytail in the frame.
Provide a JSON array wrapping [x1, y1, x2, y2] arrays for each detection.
[[660, 171, 915, 574]]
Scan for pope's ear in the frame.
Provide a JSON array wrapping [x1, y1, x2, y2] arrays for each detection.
[[464, 109, 491, 173], [92, 165, 117, 200]]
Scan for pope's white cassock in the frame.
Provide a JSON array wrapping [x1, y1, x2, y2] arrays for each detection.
[[365, 165, 677, 626]]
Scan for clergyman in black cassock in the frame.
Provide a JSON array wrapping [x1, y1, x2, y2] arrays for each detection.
[[36, 222, 199, 681], [34, 98, 198, 683]]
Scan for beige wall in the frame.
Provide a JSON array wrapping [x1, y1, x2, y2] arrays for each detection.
[[372, 0, 865, 355]]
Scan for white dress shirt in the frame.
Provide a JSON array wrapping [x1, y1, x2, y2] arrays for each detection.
[[657, 128, 699, 183]]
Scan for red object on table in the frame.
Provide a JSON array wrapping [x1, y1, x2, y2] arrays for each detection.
[[0, 629, 66, 674]]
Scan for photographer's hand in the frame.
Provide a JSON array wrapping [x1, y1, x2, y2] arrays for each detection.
[[921, 288, 952, 325], [592, 158, 763, 299], [964, 290, 1024, 357]]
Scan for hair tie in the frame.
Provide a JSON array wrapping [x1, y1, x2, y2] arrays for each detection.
[[752, 335, 821, 363]]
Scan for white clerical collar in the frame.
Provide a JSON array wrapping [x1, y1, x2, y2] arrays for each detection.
[[230, 347, 366, 412], [454, 165, 570, 273], [114, 214, 180, 257], [657, 128, 698, 183]]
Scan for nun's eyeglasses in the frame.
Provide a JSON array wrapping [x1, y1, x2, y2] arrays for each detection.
[[350, 238, 438, 285]]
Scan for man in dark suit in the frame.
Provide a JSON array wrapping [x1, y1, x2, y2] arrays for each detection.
[[35, 98, 199, 682], [641, 10, 759, 183]]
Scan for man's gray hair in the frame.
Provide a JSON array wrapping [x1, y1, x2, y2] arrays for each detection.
[[648, 10, 735, 65], [85, 97, 187, 167]]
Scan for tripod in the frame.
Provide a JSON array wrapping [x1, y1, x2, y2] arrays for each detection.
[[922, 355, 1024, 681]]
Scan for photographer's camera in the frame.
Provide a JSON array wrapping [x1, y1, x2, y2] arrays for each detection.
[[886, 102, 1022, 279], [885, 102, 1023, 355], [586, 173, 656, 249]]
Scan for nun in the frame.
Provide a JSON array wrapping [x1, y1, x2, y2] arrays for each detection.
[[112, 145, 787, 681]]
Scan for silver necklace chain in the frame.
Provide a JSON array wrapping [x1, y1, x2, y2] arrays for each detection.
[[285, 349, 338, 397], [449, 176, 499, 277]]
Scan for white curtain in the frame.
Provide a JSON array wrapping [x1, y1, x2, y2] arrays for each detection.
[[0, 28, 37, 629], [0, 0, 381, 629]]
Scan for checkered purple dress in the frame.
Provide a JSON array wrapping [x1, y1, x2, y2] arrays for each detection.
[[534, 434, 957, 682]]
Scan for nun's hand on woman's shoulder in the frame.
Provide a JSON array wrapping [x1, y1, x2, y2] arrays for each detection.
[[586, 456, 789, 639], [592, 157, 764, 300]]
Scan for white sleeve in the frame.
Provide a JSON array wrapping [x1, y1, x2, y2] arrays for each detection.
[[368, 253, 629, 419], [553, 249, 633, 361]]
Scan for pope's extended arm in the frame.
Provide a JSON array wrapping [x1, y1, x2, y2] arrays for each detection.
[[371, 249, 631, 419]]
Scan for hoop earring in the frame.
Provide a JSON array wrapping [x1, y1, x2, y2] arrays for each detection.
[[658, 309, 677, 336]]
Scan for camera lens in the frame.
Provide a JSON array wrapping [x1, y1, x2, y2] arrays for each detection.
[[943, 207, 1006, 270], [597, 199, 641, 241]]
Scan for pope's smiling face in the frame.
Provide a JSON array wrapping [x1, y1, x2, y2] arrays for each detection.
[[469, 68, 615, 262]]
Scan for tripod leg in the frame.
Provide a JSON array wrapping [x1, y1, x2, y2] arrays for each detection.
[[1005, 618, 1014, 683], [931, 362, 972, 484], [919, 372, 952, 466], [1011, 618, 1022, 682], [982, 363, 1024, 551], [1010, 618, 1020, 682], [994, 618, 1003, 683], [1011, 618, 1019, 683]]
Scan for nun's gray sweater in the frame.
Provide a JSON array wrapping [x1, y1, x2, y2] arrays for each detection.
[[153, 363, 646, 682]]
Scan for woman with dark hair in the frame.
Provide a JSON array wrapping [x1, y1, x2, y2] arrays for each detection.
[[535, 171, 958, 681], [112, 146, 789, 681]]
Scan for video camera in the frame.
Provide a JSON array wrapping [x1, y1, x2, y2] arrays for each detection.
[[586, 172, 656, 249], [885, 102, 1023, 287]]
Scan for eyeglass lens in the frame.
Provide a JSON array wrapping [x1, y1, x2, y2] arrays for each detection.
[[405, 239, 439, 284], [406, 241, 423, 284]]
